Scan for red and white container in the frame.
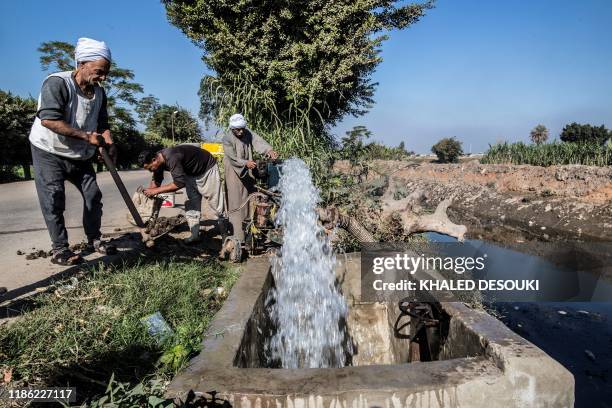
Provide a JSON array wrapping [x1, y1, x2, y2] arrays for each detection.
[[159, 193, 175, 208]]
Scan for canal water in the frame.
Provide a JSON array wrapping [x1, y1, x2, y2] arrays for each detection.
[[427, 233, 612, 407]]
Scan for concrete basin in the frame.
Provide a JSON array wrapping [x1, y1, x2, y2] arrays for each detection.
[[167, 253, 574, 407]]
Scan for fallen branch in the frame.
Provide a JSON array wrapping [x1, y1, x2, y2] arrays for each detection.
[[317, 207, 375, 242], [381, 191, 467, 241], [317, 186, 467, 242]]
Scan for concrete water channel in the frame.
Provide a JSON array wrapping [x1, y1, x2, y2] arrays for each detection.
[[167, 253, 574, 407]]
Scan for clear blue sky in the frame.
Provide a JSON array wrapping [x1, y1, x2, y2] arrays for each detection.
[[1, 0, 611, 153]]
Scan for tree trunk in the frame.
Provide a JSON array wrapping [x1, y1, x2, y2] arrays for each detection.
[[22, 163, 31, 180]]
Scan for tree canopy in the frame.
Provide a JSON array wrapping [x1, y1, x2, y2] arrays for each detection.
[[145, 105, 202, 143], [560, 122, 610, 144], [530, 124, 548, 145], [135, 95, 161, 124], [163, 0, 434, 130], [0, 90, 37, 179], [431, 137, 463, 163]]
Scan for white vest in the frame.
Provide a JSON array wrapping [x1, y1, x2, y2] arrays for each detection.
[[29, 71, 102, 160]]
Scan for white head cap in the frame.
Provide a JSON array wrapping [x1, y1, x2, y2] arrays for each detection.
[[229, 113, 247, 129], [75, 37, 112, 68]]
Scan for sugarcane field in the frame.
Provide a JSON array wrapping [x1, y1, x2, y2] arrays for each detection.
[[0, 1, 611, 407]]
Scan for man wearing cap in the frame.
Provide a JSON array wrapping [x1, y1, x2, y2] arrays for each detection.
[[222, 114, 278, 243], [29, 37, 117, 265]]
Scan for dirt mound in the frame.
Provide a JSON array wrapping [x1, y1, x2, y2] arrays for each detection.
[[145, 215, 186, 238], [365, 160, 612, 204], [17, 249, 53, 260], [334, 160, 612, 242]]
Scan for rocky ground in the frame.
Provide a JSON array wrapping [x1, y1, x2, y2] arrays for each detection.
[[360, 159, 612, 243]]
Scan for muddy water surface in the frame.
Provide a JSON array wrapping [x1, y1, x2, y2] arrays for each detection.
[[427, 233, 612, 407]]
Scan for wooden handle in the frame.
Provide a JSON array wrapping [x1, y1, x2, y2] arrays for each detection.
[[98, 146, 145, 228]]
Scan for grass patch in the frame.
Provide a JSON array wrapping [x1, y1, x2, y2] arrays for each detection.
[[0, 258, 239, 405]]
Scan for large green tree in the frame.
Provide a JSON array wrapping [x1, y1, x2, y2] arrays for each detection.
[[560, 122, 610, 144], [135, 95, 161, 124], [163, 0, 433, 132], [0, 91, 37, 180], [145, 105, 202, 143]]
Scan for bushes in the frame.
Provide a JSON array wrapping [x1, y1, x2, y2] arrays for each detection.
[[338, 126, 412, 164], [366, 141, 413, 161], [560, 122, 610, 144], [431, 137, 463, 163], [481, 141, 612, 166], [0, 90, 37, 180]]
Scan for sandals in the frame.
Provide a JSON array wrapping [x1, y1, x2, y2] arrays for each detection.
[[51, 249, 83, 266]]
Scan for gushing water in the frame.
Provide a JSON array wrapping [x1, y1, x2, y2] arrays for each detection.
[[267, 158, 351, 368]]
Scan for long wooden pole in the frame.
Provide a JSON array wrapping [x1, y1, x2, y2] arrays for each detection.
[[98, 146, 145, 228]]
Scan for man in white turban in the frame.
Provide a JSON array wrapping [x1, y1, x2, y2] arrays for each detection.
[[223, 114, 278, 245], [28, 37, 117, 265]]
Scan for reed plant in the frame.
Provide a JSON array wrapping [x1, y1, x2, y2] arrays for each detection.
[[201, 74, 337, 186], [480, 141, 611, 166]]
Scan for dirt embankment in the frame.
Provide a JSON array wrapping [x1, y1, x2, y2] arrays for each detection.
[[339, 160, 612, 242]]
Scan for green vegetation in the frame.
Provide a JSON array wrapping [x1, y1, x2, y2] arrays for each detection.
[[339, 126, 412, 165], [480, 141, 612, 166], [165, 0, 433, 128], [163, 0, 433, 184], [199, 73, 337, 186], [431, 137, 463, 163], [366, 141, 413, 161], [560, 122, 611, 144], [136, 95, 203, 144], [0, 90, 37, 181], [0, 258, 239, 405]]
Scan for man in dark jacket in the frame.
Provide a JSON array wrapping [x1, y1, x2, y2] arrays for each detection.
[[139, 144, 225, 242]]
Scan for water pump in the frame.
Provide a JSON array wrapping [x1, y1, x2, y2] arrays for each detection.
[[243, 159, 283, 255]]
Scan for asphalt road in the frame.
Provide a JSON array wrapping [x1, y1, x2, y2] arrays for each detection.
[[0, 169, 180, 296]]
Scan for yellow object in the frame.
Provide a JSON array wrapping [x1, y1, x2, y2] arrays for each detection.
[[201, 142, 224, 157]]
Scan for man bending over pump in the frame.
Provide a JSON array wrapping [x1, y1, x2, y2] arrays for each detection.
[[138, 145, 225, 242], [223, 114, 278, 243]]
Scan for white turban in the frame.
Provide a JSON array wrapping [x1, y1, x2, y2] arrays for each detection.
[[229, 113, 247, 129], [74, 37, 112, 67]]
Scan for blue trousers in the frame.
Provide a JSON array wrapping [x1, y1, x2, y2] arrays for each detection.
[[31, 144, 103, 251]]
